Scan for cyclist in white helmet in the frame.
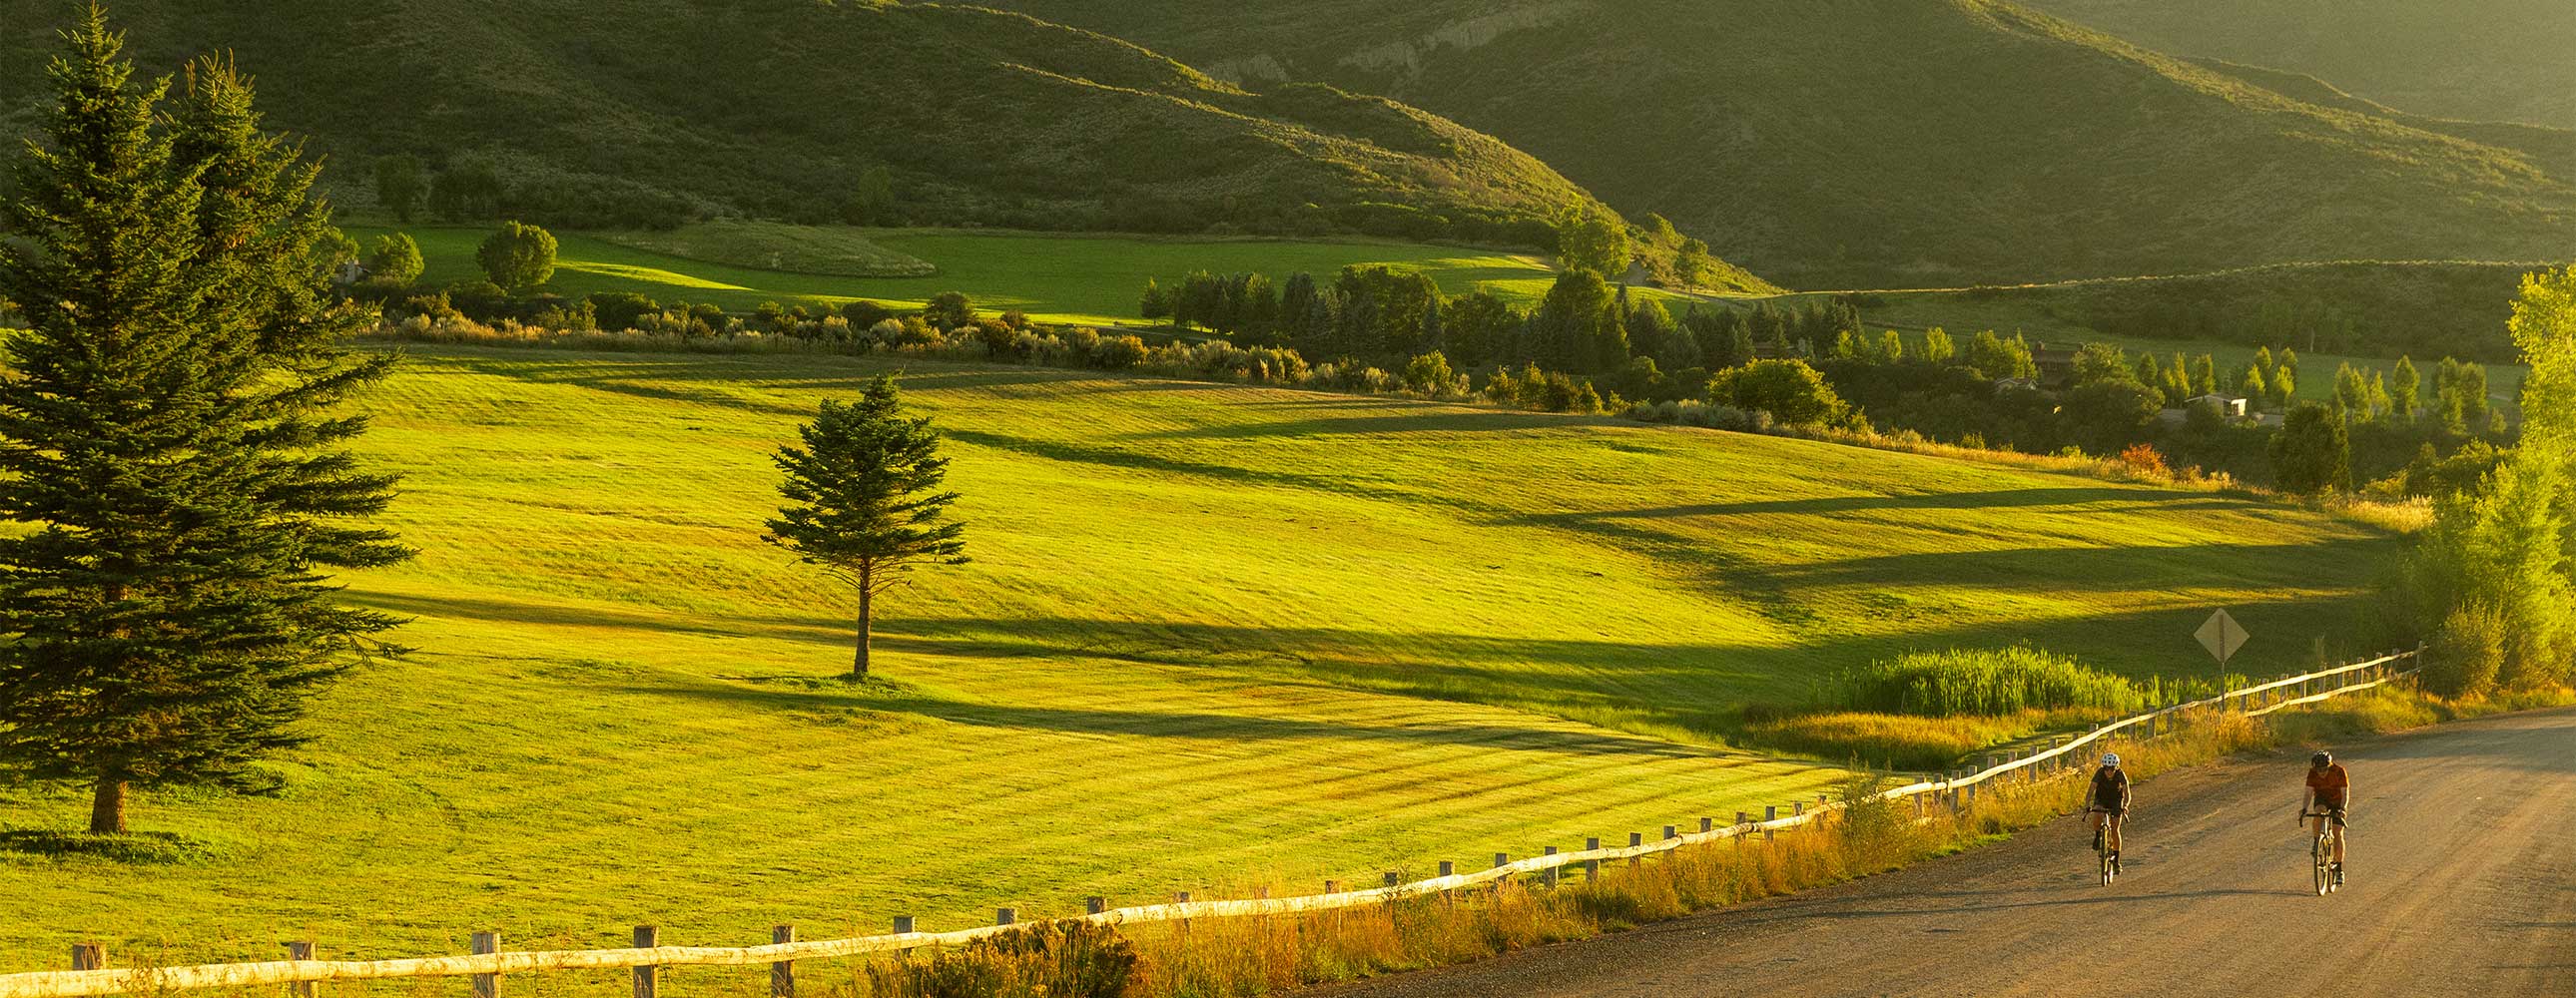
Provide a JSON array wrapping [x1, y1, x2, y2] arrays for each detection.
[[2088, 752, 2132, 872]]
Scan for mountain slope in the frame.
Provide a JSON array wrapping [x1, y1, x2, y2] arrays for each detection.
[[989, 0, 2576, 287], [2029, 0, 2576, 130], [0, 0, 1613, 247]]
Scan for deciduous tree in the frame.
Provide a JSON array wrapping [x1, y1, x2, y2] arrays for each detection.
[[476, 221, 556, 292]]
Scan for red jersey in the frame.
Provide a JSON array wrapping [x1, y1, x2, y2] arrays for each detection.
[[2306, 763, 2349, 807]]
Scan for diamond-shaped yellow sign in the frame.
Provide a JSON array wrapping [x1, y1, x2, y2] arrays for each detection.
[[2196, 608, 2249, 664]]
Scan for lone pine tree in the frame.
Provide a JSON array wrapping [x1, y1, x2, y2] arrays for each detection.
[[764, 375, 968, 680], [0, 7, 409, 834]]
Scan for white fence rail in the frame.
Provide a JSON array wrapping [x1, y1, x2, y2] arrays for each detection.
[[0, 648, 2421, 998]]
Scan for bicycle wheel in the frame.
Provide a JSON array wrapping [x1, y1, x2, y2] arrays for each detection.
[[2312, 832, 2330, 895]]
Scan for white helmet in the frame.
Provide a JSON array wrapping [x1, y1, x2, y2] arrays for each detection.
[[2101, 752, 2122, 767]]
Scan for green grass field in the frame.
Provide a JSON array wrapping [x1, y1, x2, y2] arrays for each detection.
[[348, 224, 1725, 328], [0, 347, 2396, 967]]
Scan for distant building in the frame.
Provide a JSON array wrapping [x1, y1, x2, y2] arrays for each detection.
[[1993, 377, 2041, 392], [332, 258, 369, 286], [2188, 393, 2251, 419]]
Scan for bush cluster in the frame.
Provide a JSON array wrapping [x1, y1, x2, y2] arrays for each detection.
[[1834, 646, 2150, 718]]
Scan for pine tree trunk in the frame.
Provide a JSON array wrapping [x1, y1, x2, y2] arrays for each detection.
[[853, 572, 874, 681], [89, 777, 127, 835]]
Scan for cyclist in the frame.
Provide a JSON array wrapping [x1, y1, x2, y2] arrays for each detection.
[[2301, 749, 2349, 887], [2088, 751, 2131, 871]]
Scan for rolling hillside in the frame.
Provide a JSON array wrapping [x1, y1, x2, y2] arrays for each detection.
[[2030, 0, 2576, 130], [990, 0, 2576, 287], [0, 347, 2396, 962], [0, 0, 1616, 247]]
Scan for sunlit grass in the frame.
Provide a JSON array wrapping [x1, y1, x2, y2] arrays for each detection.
[[0, 347, 2395, 967]]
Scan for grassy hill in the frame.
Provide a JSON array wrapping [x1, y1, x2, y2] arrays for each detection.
[[2029, 0, 2576, 130], [989, 0, 2576, 288], [0, 346, 2395, 963], [0, 0, 1616, 248]]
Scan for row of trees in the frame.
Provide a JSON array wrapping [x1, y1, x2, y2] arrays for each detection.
[[1140, 266, 1862, 377], [2390, 266, 2576, 697]]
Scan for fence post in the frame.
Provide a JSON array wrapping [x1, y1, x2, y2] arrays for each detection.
[[1663, 824, 1677, 841], [470, 933, 496, 998], [1383, 871, 1400, 889], [995, 908, 1014, 926], [1763, 806, 1777, 841], [1175, 891, 1193, 928], [1628, 832, 1643, 867], [893, 916, 915, 934], [289, 942, 319, 998], [1735, 810, 1748, 830], [631, 926, 659, 998], [770, 926, 795, 998], [71, 945, 102, 971], [1543, 845, 1560, 887], [1700, 816, 1714, 834], [1585, 837, 1602, 881], [1325, 879, 1340, 894], [1086, 896, 1107, 915]]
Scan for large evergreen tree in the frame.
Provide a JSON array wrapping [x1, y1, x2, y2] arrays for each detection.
[[0, 9, 408, 834], [765, 377, 969, 680]]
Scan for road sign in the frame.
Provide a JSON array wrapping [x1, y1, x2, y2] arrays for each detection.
[[2196, 609, 2249, 664]]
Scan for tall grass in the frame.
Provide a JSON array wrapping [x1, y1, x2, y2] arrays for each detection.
[[1836, 646, 2149, 717]]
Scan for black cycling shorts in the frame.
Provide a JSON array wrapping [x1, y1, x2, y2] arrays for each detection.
[[2313, 806, 2346, 827], [2091, 803, 2127, 817]]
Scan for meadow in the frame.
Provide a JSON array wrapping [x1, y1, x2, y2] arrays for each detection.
[[347, 225, 1717, 327], [0, 347, 2396, 967]]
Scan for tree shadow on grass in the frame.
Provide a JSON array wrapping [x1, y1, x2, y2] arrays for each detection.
[[604, 674, 1754, 764], [0, 829, 222, 865]]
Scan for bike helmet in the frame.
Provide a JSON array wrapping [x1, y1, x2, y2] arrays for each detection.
[[2310, 750, 2332, 766], [2100, 752, 2121, 767]]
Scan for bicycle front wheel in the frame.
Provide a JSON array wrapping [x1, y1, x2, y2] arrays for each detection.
[[2312, 834, 2331, 895]]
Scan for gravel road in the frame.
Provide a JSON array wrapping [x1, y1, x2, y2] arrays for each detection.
[[1317, 708, 2576, 998]]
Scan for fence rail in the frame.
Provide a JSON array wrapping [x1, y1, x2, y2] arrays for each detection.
[[0, 647, 2421, 998]]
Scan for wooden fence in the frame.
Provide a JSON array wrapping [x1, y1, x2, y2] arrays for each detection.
[[0, 648, 2421, 998]]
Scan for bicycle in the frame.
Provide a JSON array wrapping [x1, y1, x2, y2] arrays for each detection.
[[2300, 809, 2346, 895], [2087, 807, 2122, 885]]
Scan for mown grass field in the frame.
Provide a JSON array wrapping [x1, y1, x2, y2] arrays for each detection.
[[0, 347, 2397, 967], [345, 224, 1721, 328]]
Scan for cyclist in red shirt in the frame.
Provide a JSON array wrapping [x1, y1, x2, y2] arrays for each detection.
[[2302, 750, 2350, 887]]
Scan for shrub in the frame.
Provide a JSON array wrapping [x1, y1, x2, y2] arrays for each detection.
[[475, 221, 558, 292], [841, 298, 894, 329], [1402, 350, 1458, 395], [2116, 443, 2169, 480], [364, 233, 424, 286], [1709, 359, 1847, 426], [1094, 335, 1148, 369], [586, 291, 661, 332], [2423, 603, 2507, 698], [973, 318, 1022, 359], [925, 290, 976, 330], [1836, 646, 2148, 717], [868, 919, 1136, 998]]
